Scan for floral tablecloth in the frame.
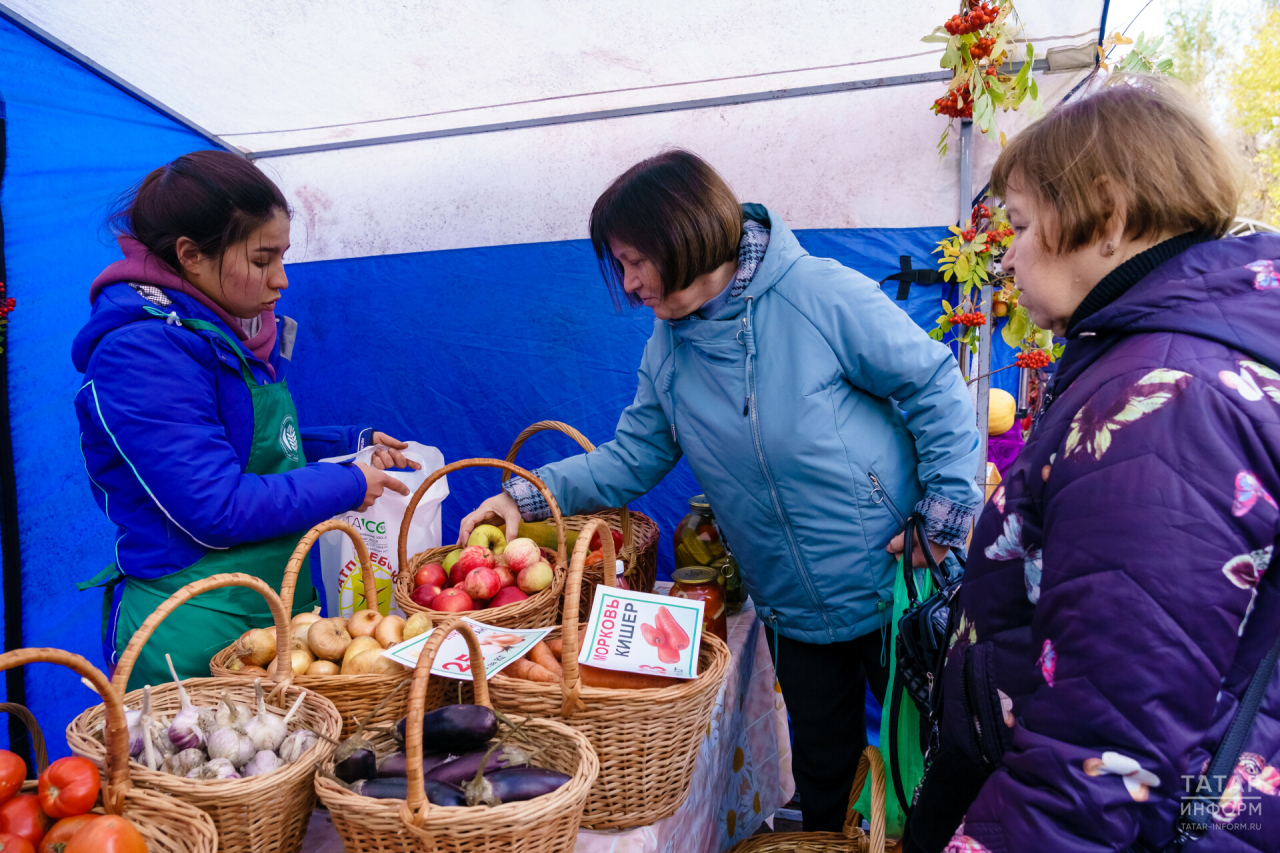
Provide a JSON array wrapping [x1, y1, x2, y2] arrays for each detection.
[[301, 598, 793, 853]]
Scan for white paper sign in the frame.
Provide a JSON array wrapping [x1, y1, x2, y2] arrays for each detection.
[[381, 618, 552, 681], [577, 586, 703, 679]]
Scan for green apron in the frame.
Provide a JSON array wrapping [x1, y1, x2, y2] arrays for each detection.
[[82, 317, 319, 692]]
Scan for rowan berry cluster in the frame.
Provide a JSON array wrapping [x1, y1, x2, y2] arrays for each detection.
[[933, 86, 973, 118], [954, 311, 987, 327], [1015, 350, 1051, 369], [0, 294, 13, 318], [986, 227, 1014, 241], [969, 37, 997, 60], [972, 203, 991, 221], [943, 2, 999, 35]]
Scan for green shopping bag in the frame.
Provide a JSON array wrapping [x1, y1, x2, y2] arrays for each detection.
[[852, 552, 934, 837]]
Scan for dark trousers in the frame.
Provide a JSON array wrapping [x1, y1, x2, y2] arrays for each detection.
[[767, 627, 890, 833]]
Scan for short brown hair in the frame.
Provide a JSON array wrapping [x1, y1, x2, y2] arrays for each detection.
[[991, 74, 1241, 253], [590, 149, 742, 303]]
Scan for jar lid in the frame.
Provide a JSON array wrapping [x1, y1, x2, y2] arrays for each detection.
[[688, 494, 710, 510], [672, 567, 719, 584]]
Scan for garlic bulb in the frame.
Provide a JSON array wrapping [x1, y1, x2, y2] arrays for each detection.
[[241, 750, 281, 777], [189, 758, 241, 780], [125, 707, 145, 757], [164, 653, 208, 751], [148, 716, 177, 758], [278, 729, 318, 764], [163, 748, 205, 777], [207, 725, 255, 769], [243, 679, 287, 753]]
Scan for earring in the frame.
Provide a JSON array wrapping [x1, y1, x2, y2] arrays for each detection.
[[1105, 242, 1116, 257]]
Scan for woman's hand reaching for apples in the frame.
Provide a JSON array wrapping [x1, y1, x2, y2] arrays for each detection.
[[885, 529, 951, 569], [369, 431, 421, 470], [354, 461, 411, 511], [458, 492, 522, 547]]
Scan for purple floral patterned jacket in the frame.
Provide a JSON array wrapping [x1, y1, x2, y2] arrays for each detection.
[[927, 234, 1280, 853]]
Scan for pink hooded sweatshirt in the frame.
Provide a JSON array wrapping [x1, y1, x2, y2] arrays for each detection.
[[90, 236, 278, 375]]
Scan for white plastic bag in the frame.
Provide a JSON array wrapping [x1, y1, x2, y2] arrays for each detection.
[[317, 441, 448, 617]]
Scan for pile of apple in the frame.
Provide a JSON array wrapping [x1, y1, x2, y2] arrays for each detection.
[[410, 525, 556, 613]]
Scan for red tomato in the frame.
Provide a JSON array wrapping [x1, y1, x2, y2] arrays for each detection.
[[37, 759, 99, 820], [0, 833, 35, 853], [63, 815, 145, 853], [38, 814, 99, 853], [0, 753, 24, 808], [0, 795, 50, 848], [588, 528, 624, 552]]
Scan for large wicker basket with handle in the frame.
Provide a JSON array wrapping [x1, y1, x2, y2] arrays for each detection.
[[726, 747, 890, 853], [503, 420, 660, 598], [394, 459, 567, 629], [67, 572, 342, 853], [210, 519, 440, 738], [314, 620, 599, 853], [2, 649, 219, 853], [486, 519, 730, 830]]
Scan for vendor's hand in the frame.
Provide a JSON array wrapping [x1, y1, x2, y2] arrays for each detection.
[[457, 492, 522, 546], [886, 530, 951, 569], [369, 432, 421, 471], [355, 461, 411, 510]]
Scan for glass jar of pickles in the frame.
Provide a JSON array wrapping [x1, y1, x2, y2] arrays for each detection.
[[674, 495, 746, 615], [670, 566, 727, 642]]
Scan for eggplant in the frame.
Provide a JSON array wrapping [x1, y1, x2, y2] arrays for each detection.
[[333, 746, 377, 783], [350, 777, 467, 806], [396, 704, 497, 754], [485, 767, 571, 804], [425, 746, 528, 786], [375, 751, 453, 779]]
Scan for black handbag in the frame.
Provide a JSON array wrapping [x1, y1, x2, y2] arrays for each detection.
[[889, 512, 963, 813]]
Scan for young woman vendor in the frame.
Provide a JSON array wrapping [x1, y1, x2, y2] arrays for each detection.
[[73, 150, 415, 691], [458, 150, 982, 832]]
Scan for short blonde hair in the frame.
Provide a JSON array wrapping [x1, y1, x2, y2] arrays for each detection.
[[990, 75, 1241, 253]]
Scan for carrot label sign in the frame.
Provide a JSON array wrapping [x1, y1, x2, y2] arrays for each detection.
[[578, 585, 704, 679]]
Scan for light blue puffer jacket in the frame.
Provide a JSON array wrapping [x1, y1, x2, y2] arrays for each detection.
[[536, 208, 982, 643]]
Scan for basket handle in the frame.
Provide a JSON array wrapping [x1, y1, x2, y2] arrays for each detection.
[[0, 703, 48, 774], [557, 518, 618, 718], [280, 519, 375, 613], [501, 421, 637, 567], [843, 746, 887, 849], [0, 650, 131, 813], [400, 621, 490, 824], [398, 458, 568, 571], [112, 572, 293, 694]]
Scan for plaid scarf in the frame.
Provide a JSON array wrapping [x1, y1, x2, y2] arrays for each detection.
[[730, 219, 770, 298]]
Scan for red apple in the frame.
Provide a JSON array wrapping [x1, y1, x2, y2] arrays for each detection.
[[432, 588, 474, 613], [539, 547, 557, 564], [517, 560, 554, 595], [415, 563, 448, 589], [501, 538, 541, 572], [465, 567, 502, 601], [489, 587, 529, 608], [410, 583, 442, 608], [493, 565, 516, 589], [455, 546, 494, 574]]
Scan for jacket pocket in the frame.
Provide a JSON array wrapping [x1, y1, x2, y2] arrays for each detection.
[[868, 469, 905, 527], [961, 641, 1014, 770]]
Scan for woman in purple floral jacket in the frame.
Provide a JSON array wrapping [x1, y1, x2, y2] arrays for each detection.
[[906, 77, 1280, 853]]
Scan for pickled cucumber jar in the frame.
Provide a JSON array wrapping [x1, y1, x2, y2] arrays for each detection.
[[674, 495, 746, 615]]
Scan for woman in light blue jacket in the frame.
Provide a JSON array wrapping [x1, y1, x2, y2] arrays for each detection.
[[461, 150, 981, 830]]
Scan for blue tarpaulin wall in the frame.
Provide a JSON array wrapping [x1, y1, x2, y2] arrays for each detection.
[[0, 16, 1018, 757]]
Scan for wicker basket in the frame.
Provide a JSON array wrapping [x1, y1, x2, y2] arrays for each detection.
[[210, 519, 439, 738], [0, 648, 218, 853], [503, 420, 660, 599], [394, 459, 568, 629], [67, 572, 342, 853], [486, 519, 731, 830], [726, 747, 889, 853], [314, 620, 599, 852]]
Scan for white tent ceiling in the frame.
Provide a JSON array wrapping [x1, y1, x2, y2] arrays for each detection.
[[8, 0, 1108, 259]]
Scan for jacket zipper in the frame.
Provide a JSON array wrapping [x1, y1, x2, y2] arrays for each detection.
[[961, 650, 991, 769], [743, 301, 834, 638], [868, 471, 905, 527]]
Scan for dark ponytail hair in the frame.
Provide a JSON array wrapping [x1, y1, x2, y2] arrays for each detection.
[[113, 150, 290, 272]]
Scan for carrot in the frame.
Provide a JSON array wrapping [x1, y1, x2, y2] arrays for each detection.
[[546, 638, 563, 660], [578, 664, 680, 690], [504, 658, 558, 683], [528, 641, 563, 678]]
